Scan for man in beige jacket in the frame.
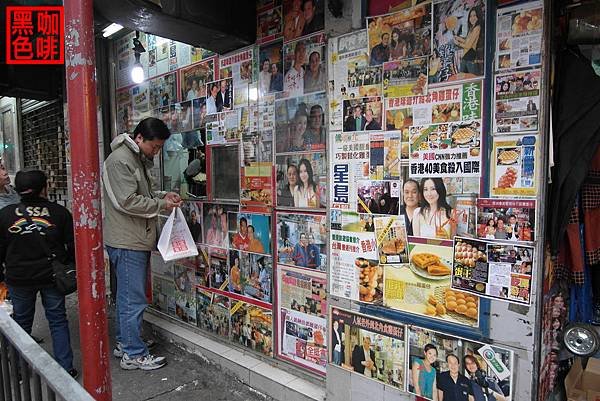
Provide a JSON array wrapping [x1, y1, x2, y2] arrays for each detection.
[[103, 117, 181, 370]]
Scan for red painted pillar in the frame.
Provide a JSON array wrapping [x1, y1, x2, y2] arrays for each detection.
[[64, 1, 112, 399]]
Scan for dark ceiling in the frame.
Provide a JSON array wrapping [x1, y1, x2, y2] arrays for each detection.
[[0, 0, 257, 100]]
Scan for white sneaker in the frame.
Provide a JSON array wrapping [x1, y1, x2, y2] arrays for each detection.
[[113, 339, 158, 358], [120, 353, 167, 370]]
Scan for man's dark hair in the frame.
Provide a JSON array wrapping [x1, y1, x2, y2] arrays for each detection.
[[381, 32, 390, 39], [239, 217, 248, 226], [303, 0, 315, 10], [15, 170, 47, 199], [446, 353, 459, 363], [133, 117, 171, 141]]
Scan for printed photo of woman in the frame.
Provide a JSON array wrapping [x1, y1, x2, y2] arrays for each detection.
[[412, 178, 455, 239], [412, 343, 438, 400]]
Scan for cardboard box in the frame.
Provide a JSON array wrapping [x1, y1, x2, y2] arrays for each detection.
[[565, 358, 600, 401]]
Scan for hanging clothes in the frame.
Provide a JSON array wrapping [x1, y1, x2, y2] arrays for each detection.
[[549, 47, 600, 253]]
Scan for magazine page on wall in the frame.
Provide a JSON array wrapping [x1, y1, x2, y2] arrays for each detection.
[[276, 212, 327, 272], [490, 134, 538, 198], [197, 289, 231, 339], [179, 57, 216, 101], [282, 33, 326, 98], [276, 265, 327, 375], [230, 300, 273, 356], [407, 325, 514, 401], [496, 1, 543, 71], [275, 153, 327, 210], [493, 70, 541, 134], [282, 0, 324, 43], [329, 307, 406, 390], [258, 40, 285, 98], [429, 0, 486, 86], [275, 92, 328, 153], [477, 198, 536, 243]]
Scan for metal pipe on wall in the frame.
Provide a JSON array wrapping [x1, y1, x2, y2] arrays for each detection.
[[64, 0, 112, 399]]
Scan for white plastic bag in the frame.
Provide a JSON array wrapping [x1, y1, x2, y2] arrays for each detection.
[[157, 207, 198, 262]]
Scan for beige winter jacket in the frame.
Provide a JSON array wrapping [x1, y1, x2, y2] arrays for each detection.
[[102, 134, 167, 251]]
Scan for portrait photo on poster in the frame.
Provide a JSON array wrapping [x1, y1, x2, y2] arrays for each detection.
[[201, 203, 239, 249], [342, 96, 383, 132], [228, 212, 272, 254], [283, 0, 324, 42], [276, 212, 327, 271], [329, 307, 406, 389], [259, 40, 285, 96], [367, 3, 432, 66], [429, 0, 486, 85], [275, 92, 327, 153], [205, 78, 234, 115], [477, 198, 536, 242], [283, 33, 326, 96], [407, 325, 513, 401], [208, 248, 229, 291], [276, 153, 327, 209], [179, 58, 216, 101]]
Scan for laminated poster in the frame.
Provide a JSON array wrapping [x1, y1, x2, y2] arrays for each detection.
[[407, 325, 514, 401], [282, 33, 327, 97], [374, 215, 408, 264], [369, 131, 401, 180], [219, 47, 255, 86], [179, 58, 216, 101], [276, 265, 327, 375], [490, 134, 538, 197], [330, 307, 406, 390], [328, 29, 371, 131], [409, 120, 482, 178], [276, 212, 328, 272], [275, 153, 328, 210], [257, 5, 283, 44], [227, 250, 273, 305], [429, 0, 486, 86], [196, 289, 230, 338], [330, 132, 370, 210], [228, 212, 272, 255], [367, 4, 432, 66], [329, 229, 381, 303], [384, 236, 480, 328], [384, 81, 482, 158], [230, 301, 273, 356], [496, 1, 543, 71], [451, 236, 534, 305], [477, 198, 536, 242], [493, 69, 541, 134], [382, 57, 428, 97]]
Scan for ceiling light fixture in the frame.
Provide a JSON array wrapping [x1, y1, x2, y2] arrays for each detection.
[[102, 23, 124, 38]]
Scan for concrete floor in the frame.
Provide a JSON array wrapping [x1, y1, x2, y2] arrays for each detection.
[[29, 293, 272, 401]]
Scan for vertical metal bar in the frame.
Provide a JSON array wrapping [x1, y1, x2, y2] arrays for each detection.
[[0, 339, 5, 401], [31, 373, 41, 401], [0, 337, 12, 401], [64, 1, 112, 400], [47, 384, 55, 401], [8, 345, 22, 401], [19, 357, 31, 401]]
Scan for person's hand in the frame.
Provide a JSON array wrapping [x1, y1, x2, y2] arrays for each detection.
[[165, 192, 182, 209]]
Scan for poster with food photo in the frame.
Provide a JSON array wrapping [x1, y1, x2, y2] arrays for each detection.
[[374, 215, 408, 264], [409, 120, 482, 178], [329, 307, 406, 390], [451, 236, 534, 305], [330, 131, 370, 210], [275, 92, 327, 153], [491, 134, 538, 197], [276, 212, 327, 272], [329, 229, 381, 303], [407, 325, 513, 401], [240, 130, 273, 210], [477, 198, 536, 242], [384, 236, 480, 328], [496, 1, 542, 71], [383, 57, 428, 97], [367, 4, 432, 65], [493, 69, 541, 134], [277, 265, 327, 375], [230, 301, 273, 356], [429, 0, 486, 85], [369, 132, 401, 180]]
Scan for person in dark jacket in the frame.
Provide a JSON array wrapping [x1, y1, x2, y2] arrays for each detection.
[[0, 170, 78, 378]]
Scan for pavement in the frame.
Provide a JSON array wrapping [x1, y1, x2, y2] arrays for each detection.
[[29, 293, 273, 401]]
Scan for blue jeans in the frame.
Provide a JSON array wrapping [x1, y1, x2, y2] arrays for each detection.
[[9, 286, 73, 371], [106, 246, 150, 358]]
